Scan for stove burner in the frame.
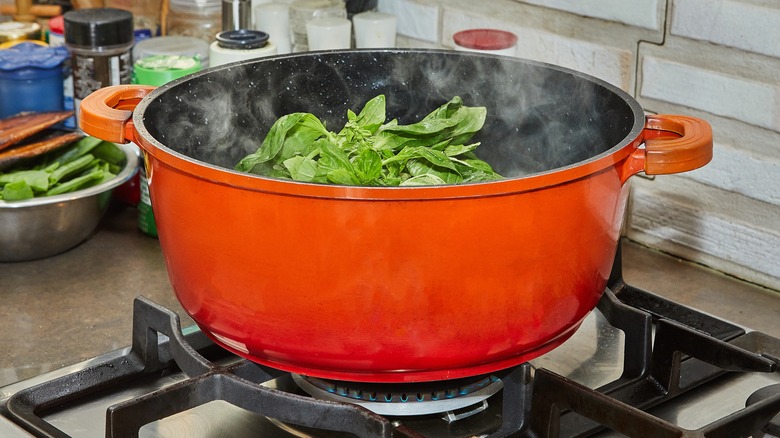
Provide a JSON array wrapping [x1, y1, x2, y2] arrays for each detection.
[[292, 374, 503, 416]]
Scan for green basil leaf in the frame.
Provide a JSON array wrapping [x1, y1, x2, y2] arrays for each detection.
[[422, 95, 463, 121], [283, 156, 320, 182], [327, 168, 360, 185], [354, 148, 382, 184], [454, 157, 499, 173], [319, 139, 353, 170], [443, 142, 480, 157], [407, 158, 463, 184], [236, 113, 326, 172], [377, 117, 458, 137], [408, 147, 460, 172], [400, 173, 447, 186], [460, 169, 503, 183], [448, 106, 487, 145], [353, 94, 386, 133]]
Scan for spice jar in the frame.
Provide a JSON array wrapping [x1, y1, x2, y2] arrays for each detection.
[[64, 8, 134, 127]]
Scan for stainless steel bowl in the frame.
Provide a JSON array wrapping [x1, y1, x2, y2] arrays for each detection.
[[0, 143, 140, 262]]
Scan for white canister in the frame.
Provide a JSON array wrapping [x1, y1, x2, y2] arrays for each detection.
[[254, 2, 291, 54], [289, 0, 347, 52], [305, 16, 351, 50], [352, 11, 396, 48], [453, 29, 517, 57], [209, 29, 278, 67]]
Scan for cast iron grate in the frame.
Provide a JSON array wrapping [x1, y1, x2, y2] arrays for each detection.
[[1, 242, 779, 437]]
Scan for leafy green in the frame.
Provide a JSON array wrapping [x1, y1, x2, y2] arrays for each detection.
[[0, 170, 50, 192], [2, 180, 34, 200], [235, 95, 502, 186], [0, 137, 125, 201]]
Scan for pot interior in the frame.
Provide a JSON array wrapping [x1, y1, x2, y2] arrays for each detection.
[[139, 50, 642, 179]]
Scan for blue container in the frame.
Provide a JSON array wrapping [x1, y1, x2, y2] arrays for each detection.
[[0, 43, 69, 118]]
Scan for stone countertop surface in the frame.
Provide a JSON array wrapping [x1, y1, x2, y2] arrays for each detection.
[[1, 203, 779, 388]]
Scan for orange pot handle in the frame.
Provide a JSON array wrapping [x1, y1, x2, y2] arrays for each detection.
[[79, 85, 157, 144], [621, 114, 713, 182]]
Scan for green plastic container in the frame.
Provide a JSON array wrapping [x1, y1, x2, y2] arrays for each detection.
[[133, 54, 201, 237], [133, 55, 200, 86]]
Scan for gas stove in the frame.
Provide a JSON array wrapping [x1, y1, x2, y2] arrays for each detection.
[[1, 243, 779, 437]]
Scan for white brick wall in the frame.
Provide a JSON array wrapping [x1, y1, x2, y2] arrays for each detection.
[[629, 175, 780, 288], [377, 0, 439, 43], [519, 0, 664, 31], [671, 0, 780, 58], [640, 56, 780, 132], [377, 0, 780, 290]]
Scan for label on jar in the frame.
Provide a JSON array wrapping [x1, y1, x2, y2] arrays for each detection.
[[71, 51, 132, 127], [137, 166, 159, 238], [71, 52, 132, 99], [62, 73, 75, 129]]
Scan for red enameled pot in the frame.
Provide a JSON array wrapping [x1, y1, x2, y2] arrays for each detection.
[[80, 49, 712, 383]]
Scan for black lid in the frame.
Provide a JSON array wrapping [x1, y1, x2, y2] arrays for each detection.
[[64, 8, 134, 48], [216, 30, 269, 50]]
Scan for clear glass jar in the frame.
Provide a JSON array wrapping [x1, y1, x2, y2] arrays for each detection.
[[167, 0, 222, 44], [104, 0, 161, 35], [289, 0, 346, 52]]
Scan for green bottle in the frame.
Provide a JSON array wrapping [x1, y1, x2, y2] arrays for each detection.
[[133, 55, 201, 237]]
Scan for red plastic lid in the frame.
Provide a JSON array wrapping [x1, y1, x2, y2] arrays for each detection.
[[48, 15, 64, 35], [453, 29, 518, 51]]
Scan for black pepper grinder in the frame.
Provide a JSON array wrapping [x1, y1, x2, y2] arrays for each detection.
[[222, 0, 252, 31]]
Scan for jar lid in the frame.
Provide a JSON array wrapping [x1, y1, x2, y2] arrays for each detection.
[[216, 29, 269, 50], [134, 55, 201, 86], [0, 21, 42, 43], [48, 16, 65, 35], [63, 8, 134, 48], [0, 42, 69, 71], [453, 29, 518, 51], [169, 0, 222, 12]]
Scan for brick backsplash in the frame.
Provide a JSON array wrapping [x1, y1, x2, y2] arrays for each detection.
[[640, 56, 780, 131], [522, 0, 664, 31], [378, 0, 780, 290], [671, 0, 780, 58]]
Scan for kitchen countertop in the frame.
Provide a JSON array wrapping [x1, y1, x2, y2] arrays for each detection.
[[1, 203, 779, 388]]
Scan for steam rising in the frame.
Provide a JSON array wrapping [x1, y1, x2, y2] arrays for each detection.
[[142, 51, 636, 178]]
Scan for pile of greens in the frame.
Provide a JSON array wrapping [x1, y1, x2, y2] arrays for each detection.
[[235, 95, 502, 186], [0, 137, 126, 201]]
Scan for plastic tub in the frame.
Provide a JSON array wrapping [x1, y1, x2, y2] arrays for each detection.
[[0, 42, 68, 118]]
